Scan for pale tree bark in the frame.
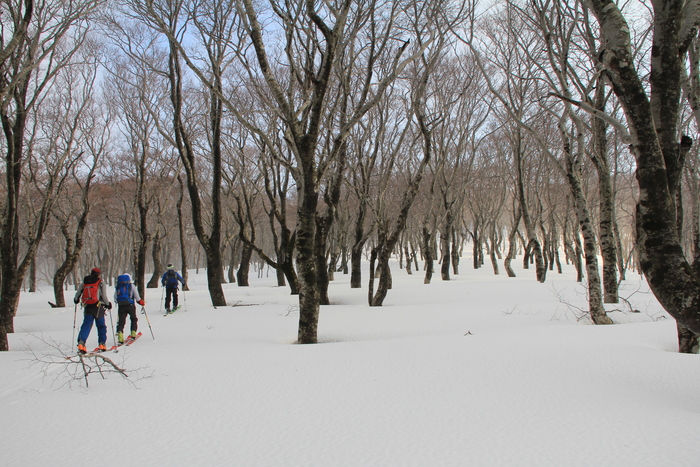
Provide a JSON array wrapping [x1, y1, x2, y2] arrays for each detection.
[[591, 79, 620, 303], [468, 0, 611, 323], [530, 0, 620, 303], [560, 114, 613, 324], [521, 0, 612, 324]]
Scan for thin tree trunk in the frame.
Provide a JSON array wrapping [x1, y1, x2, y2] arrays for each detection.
[[504, 208, 521, 278], [440, 214, 453, 281], [177, 175, 189, 291], [514, 133, 546, 282], [591, 80, 619, 303], [423, 225, 434, 284], [561, 118, 612, 325]]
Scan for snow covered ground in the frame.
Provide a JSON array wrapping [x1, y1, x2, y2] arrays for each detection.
[[2, 258, 699, 466]]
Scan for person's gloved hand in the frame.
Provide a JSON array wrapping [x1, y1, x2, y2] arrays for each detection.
[[74, 298, 79, 304], [137, 299, 145, 306], [105, 302, 112, 310]]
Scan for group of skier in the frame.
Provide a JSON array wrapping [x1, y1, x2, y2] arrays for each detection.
[[73, 264, 185, 354]]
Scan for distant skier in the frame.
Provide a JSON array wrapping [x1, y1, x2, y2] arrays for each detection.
[[114, 273, 145, 343], [74, 268, 112, 354], [161, 264, 185, 313]]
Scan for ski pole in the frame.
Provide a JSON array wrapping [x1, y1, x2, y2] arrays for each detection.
[[182, 287, 187, 312], [160, 285, 165, 313], [72, 303, 78, 345], [141, 306, 155, 340], [107, 305, 117, 348]]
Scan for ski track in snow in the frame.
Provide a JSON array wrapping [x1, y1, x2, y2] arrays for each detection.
[[2, 261, 700, 466]]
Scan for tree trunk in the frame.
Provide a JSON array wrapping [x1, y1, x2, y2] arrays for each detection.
[[514, 132, 546, 282], [237, 243, 252, 287], [147, 235, 162, 288], [440, 214, 453, 281], [177, 175, 189, 291], [350, 243, 364, 289], [405, 245, 413, 275], [591, 80, 619, 303], [228, 242, 238, 284], [53, 211, 89, 308], [451, 231, 461, 275], [423, 225, 434, 284], [677, 323, 699, 354], [504, 208, 521, 278], [165, 31, 225, 307], [296, 167, 321, 343], [561, 118, 613, 325]]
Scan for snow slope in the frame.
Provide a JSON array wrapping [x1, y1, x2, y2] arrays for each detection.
[[2, 259, 699, 466]]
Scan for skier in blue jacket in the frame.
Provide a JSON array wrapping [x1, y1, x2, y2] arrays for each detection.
[[114, 273, 145, 343], [161, 264, 185, 313]]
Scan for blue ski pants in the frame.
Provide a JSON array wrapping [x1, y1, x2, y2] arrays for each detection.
[[78, 312, 107, 345]]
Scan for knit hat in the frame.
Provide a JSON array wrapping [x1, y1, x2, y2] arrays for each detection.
[[167, 264, 174, 269], [91, 267, 101, 275]]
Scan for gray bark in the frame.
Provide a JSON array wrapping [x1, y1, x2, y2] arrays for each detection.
[[586, 0, 700, 336]]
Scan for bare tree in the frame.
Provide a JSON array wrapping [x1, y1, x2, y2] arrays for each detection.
[[585, 0, 700, 339], [135, 0, 435, 342], [0, 0, 100, 350], [50, 55, 108, 307]]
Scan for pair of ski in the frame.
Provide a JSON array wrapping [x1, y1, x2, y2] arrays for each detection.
[[109, 332, 143, 351], [68, 332, 143, 359], [164, 305, 181, 316]]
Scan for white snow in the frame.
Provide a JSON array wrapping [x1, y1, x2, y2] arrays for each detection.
[[2, 258, 699, 466]]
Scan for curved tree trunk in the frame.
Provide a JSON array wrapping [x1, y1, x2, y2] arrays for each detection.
[[514, 132, 546, 282], [504, 208, 521, 278], [147, 235, 163, 288]]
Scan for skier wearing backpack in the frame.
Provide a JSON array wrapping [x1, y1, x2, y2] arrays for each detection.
[[114, 273, 145, 344], [73, 268, 112, 354], [161, 264, 185, 313]]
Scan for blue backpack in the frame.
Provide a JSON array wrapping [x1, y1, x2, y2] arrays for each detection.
[[116, 274, 133, 305], [165, 269, 179, 288]]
